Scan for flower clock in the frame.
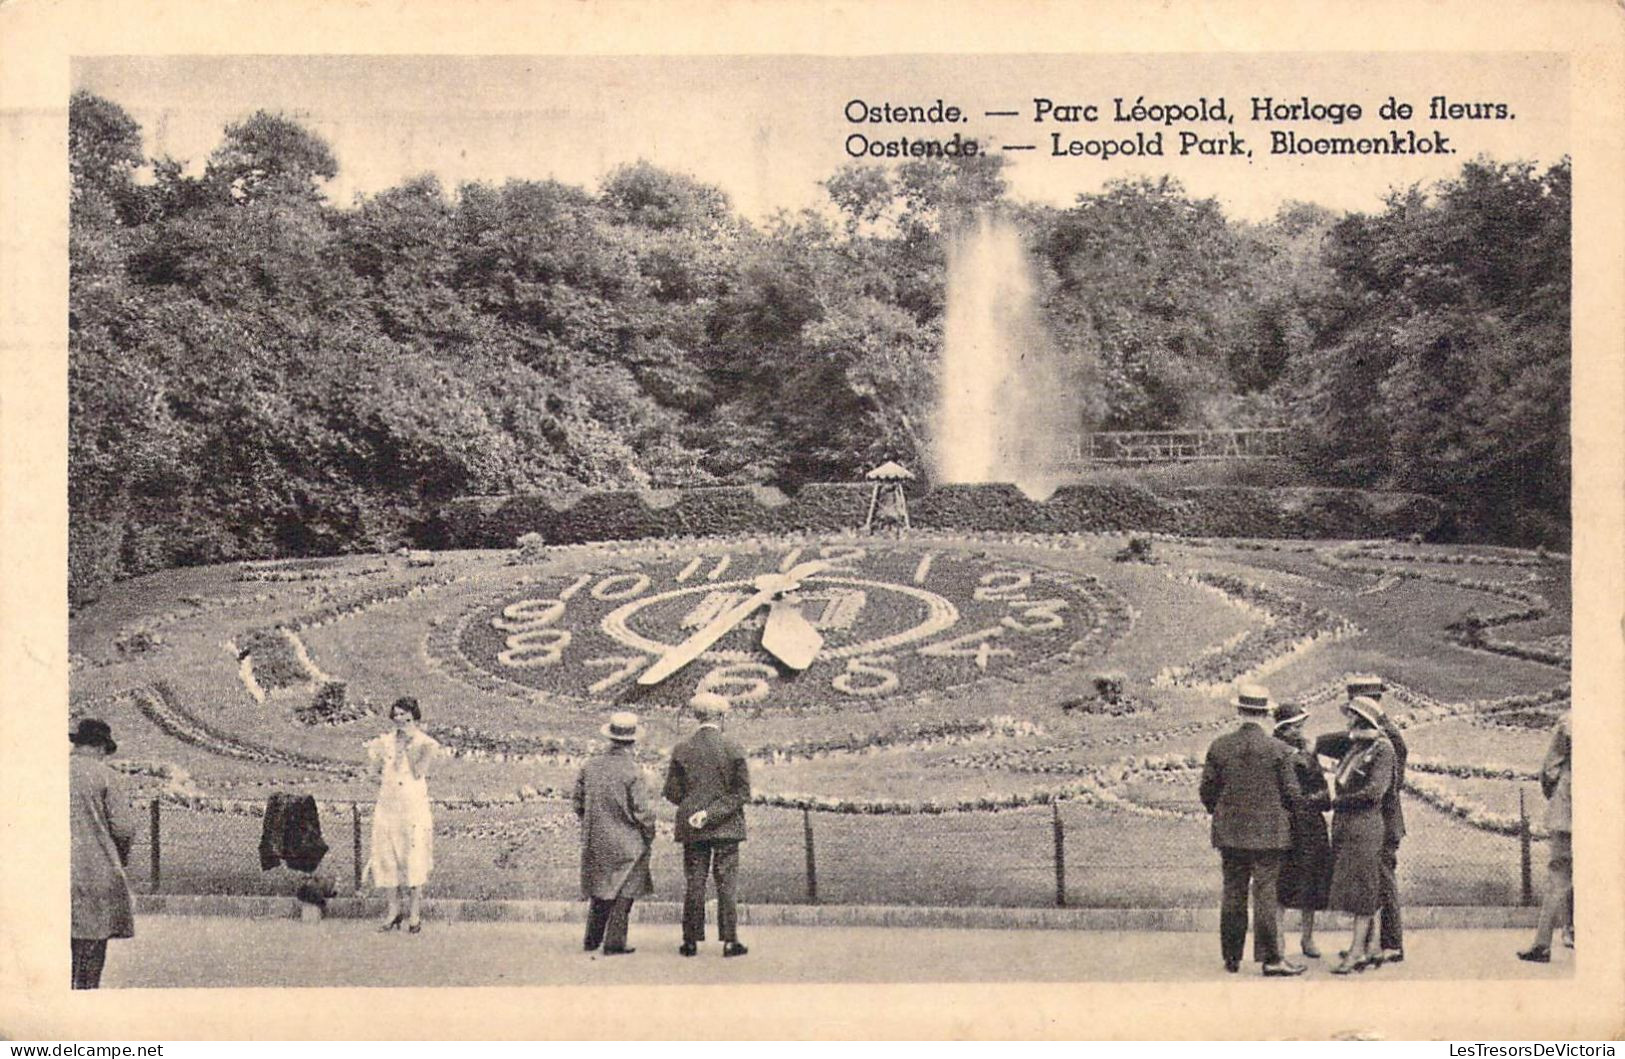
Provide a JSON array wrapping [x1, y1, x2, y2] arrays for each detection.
[[449, 542, 1130, 711]]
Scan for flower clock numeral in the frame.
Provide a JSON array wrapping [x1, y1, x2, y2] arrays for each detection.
[[697, 662, 778, 704], [832, 655, 900, 697], [918, 626, 1015, 670]]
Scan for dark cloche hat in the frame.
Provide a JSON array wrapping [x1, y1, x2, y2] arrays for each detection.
[[70, 718, 117, 754], [1273, 702, 1312, 731]]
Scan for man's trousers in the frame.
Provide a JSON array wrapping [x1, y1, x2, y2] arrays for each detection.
[[682, 840, 740, 944], [584, 897, 635, 953], [1219, 847, 1284, 965]]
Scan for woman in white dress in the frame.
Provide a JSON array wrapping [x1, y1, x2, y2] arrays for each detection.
[[366, 697, 439, 932]]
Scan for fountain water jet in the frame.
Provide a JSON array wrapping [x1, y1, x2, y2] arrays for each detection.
[[932, 212, 1084, 500]]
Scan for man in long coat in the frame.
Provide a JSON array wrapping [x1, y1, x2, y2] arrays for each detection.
[[663, 692, 751, 957], [1314, 674, 1407, 963], [1200, 686, 1306, 977], [573, 711, 655, 956], [70, 719, 136, 989]]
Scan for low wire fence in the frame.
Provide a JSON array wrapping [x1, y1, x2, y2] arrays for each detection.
[[129, 792, 1544, 909]]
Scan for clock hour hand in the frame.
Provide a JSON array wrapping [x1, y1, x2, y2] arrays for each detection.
[[637, 560, 830, 686], [762, 597, 823, 671]]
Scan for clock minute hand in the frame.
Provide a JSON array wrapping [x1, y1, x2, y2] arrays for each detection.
[[636, 561, 830, 686]]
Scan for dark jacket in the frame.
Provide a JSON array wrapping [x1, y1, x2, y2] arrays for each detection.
[[663, 725, 751, 844], [1200, 721, 1301, 850], [1316, 716, 1407, 843], [259, 793, 329, 873]]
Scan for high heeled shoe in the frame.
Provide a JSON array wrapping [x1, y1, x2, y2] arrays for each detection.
[[379, 913, 404, 932]]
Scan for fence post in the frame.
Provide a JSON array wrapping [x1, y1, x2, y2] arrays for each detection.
[[1052, 802, 1067, 908], [1518, 788, 1535, 906], [352, 803, 363, 895], [802, 808, 818, 905], [148, 799, 161, 893]]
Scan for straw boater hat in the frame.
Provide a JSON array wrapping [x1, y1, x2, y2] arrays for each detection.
[[70, 718, 117, 754], [1345, 674, 1386, 698], [1343, 696, 1385, 729], [689, 691, 731, 718], [600, 711, 643, 743], [1273, 702, 1311, 731], [1233, 685, 1275, 714]]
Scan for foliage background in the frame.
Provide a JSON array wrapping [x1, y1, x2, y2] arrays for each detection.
[[69, 93, 1571, 605]]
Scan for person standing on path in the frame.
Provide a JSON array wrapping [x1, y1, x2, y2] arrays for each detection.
[[1519, 711, 1572, 963], [1324, 696, 1397, 975], [70, 719, 136, 989], [663, 692, 751, 958], [574, 711, 656, 956], [365, 697, 439, 933], [1199, 685, 1306, 977], [1315, 674, 1407, 964], [1271, 701, 1334, 960]]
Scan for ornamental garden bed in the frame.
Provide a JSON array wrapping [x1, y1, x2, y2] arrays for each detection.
[[71, 534, 1564, 907]]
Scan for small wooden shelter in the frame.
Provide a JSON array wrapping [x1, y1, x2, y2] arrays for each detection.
[[863, 461, 913, 534]]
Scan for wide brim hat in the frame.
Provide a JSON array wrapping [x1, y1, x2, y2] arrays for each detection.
[[1343, 696, 1385, 729], [1345, 674, 1386, 697], [1273, 702, 1311, 730], [1233, 685, 1275, 714], [70, 718, 117, 754], [600, 711, 643, 742]]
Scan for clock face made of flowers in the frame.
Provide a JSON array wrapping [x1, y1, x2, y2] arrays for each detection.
[[450, 543, 1129, 711]]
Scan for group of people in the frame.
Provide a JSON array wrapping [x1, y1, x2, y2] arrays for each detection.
[[68, 672, 1572, 986], [1200, 674, 1574, 977], [358, 689, 753, 958]]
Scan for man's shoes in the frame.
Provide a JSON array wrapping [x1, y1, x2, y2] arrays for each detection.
[[723, 942, 749, 958], [1517, 946, 1552, 963], [1380, 948, 1404, 964], [1224, 959, 1240, 974], [1562, 927, 1575, 949], [583, 941, 600, 952], [678, 942, 699, 957], [1262, 960, 1307, 977], [602, 947, 636, 957], [1300, 942, 1322, 959]]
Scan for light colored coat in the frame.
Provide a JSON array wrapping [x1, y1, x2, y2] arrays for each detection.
[[574, 745, 656, 900], [1541, 714, 1571, 833], [71, 754, 136, 940]]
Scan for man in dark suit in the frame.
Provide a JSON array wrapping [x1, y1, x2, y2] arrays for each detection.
[[663, 691, 752, 957], [1200, 685, 1306, 976], [1314, 674, 1407, 964]]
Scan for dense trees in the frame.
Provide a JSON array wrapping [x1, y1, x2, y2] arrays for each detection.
[[68, 92, 1572, 603]]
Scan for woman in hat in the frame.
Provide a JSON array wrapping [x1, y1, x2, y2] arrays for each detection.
[[365, 697, 440, 933], [1324, 696, 1396, 974], [70, 719, 136, 988], [573, 711, 657, 955], [1272, 702, 1334, 959]]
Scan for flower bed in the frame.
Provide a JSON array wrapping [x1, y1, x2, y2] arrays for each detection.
[[236, 628, 314, 691], [750, 716, 1044, 763], [1154, 572, 1354, 689], [130, 682, 362, 777]]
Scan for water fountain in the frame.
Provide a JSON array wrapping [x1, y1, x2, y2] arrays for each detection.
[[932, 212, 1084, 500]]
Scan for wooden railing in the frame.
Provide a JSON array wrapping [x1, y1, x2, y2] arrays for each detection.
[[1084, 427, 1289, 464]]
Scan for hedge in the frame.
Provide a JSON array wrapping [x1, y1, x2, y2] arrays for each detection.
[[438, 482, 1442, 548]]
